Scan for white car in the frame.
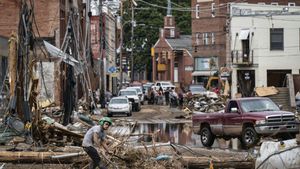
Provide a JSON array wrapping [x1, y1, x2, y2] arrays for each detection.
[[107, 96, 132, 117], [127, 86, 144, 105], [118, 89, 141, 111]]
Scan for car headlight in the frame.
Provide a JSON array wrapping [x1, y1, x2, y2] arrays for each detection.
[[256, 120, 266, 125], [134, 98, 139, 102]]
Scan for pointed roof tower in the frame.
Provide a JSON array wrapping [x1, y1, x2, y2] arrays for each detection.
[[160, 0, 179, 39], [167, 0, 172, 16]]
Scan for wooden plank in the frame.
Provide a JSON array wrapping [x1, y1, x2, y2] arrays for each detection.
[[181, 156, 254, 169], [255, 86, 278, 97], [0, 151, 85, 163]]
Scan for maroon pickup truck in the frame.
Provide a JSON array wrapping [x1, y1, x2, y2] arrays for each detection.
[[192, 97, 299, 148]]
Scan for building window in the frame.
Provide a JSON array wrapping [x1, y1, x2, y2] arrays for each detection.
[[211, 3, 215, 17], [196, 33, 201, 45], [169, 18, 172, 25], [270, 28, 284, 50], [203, 33, 209, 45], [170, 29, 175, 38], [270, 2, 278, 5], [196, 4, 200, 18], [211, 33, 215, 45], [288, 2, 296, 6]]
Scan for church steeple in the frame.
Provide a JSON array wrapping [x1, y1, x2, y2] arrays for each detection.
[[167, 0, 172, 16], [160, 0, 180, 39]]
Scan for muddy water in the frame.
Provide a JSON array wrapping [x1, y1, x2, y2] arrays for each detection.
[[110, 120, 202, 146]]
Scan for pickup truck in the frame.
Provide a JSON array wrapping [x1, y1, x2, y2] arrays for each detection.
[[152, 81, 175, 92], [192, 97, 299, 148]]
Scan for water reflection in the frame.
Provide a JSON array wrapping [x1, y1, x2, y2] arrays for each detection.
[[109, 120, 202, 146]]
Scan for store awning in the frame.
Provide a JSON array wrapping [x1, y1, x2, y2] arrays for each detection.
[[239, 29, 250, 40], [192, 71, 217, 76]]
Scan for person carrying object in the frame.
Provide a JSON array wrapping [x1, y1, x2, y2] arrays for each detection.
[[82, 117, 113, 169]]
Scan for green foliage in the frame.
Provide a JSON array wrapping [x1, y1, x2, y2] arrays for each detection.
[[122, 0, 191, 73]]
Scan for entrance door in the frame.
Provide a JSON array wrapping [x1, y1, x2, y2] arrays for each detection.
[[237, 70, 255, 97], [174, 67, 178, 83], [267, 70, 291, 87]]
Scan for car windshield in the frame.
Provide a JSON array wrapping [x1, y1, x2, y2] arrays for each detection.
[[190, 86, 206, 92], [110, 99, 128, 104], [119, 90, 137, 96], [161, 83, 171, 86], [128, 88, 142, 93], [240, 99, 280, 112]]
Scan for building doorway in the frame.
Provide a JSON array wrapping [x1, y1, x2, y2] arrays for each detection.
[[267, 70, 291, 87], [237, 70, 255, 97]]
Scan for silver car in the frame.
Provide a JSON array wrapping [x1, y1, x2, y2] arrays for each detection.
[[107, 96, 132, 117]]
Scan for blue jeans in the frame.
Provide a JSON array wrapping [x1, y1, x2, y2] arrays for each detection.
[[83, 146, 107, 169]]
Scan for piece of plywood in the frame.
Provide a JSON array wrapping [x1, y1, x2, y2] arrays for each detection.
[[255, 86, 278, 96]]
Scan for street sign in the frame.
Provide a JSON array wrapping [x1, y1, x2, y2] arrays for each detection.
[[108, 66, 116, 73], [111, 73, 118, 77]]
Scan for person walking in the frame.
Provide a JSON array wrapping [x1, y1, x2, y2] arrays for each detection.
[[82, 117, 112, 169], [164, 87, 170, 105]]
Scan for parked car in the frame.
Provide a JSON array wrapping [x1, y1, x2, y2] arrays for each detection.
[[107, 96, 132, 117], [118, 89, 141, 111], [192, 97, 299, 148], [127, 86, 145, 105]]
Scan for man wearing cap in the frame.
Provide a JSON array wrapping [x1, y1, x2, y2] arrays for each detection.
[[82, 117, 112, 169]]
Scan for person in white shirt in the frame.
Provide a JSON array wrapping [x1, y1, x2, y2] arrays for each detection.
[[82, 117, 112, 169]]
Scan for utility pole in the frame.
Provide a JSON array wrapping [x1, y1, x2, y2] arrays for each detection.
[[130, 1, 134, 82], [119, 2, 123, 90], [99, 0, 105, 108]]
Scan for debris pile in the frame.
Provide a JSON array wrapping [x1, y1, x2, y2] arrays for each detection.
[[181, 94, 227, 118]]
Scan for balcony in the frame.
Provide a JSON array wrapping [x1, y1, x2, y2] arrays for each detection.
[[231, 50, 253, 66]]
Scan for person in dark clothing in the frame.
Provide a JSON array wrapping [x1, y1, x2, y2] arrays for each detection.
[[82, 117, 112, 169], [178, 90, 184, 109], [149, 88, 155, 104], [164, 87, 170, 105]]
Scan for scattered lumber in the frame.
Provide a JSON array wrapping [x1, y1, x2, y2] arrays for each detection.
[[0, 151, 85, 163], [181, 156, 254, 169]]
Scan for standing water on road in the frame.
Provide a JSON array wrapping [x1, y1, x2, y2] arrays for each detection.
[[109, 119, 202, 146]]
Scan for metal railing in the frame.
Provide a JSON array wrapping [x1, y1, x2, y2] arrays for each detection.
[[231, 50, 253, 65]]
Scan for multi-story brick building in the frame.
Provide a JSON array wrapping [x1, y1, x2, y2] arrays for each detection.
[[0, 0, 95, 107], [191, 0, 300, 87]]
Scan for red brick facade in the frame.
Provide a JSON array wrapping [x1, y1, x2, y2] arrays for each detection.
[[0, 0, 59, 38]]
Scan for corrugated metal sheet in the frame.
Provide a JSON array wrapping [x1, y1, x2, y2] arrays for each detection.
[[293, 75, 300, 95]]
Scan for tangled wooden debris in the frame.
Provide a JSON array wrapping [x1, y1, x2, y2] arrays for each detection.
[[0, 110, 255, 169]]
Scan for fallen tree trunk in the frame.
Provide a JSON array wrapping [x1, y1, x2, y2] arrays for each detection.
[[0, 151, 85, 163], [181, 156, 254, 169]]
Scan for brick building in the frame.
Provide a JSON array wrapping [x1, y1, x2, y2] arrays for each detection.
[[152, 8, 193, 88], [191, 0, 300, 87]]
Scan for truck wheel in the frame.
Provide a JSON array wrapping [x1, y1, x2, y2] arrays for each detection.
[[200, 126, 215, 147], [241, 126, 259, 148]]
